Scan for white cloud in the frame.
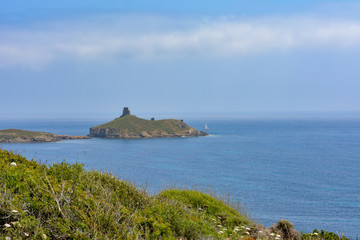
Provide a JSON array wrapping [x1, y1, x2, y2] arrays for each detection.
[[1, 15, 360, 68]]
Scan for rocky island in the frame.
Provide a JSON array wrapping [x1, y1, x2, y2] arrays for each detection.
[[89, 107, 208, 139], [0, 129, 90, 143]]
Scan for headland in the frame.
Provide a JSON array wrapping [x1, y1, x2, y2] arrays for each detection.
[[0, 129, 90, 143]]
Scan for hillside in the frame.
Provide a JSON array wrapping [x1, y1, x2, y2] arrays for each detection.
[[0, 149, 349, 239], [0, 149, 253, 239], [0, 129, 90, 143], [89, 115, 208, 139]]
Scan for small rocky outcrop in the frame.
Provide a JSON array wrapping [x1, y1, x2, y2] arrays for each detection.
[[0, 129, 90, 143]]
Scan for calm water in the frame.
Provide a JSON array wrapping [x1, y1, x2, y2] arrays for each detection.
[[0, 118, 359, 238]]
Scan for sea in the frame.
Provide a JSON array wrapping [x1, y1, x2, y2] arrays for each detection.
[[0, 117, 359, 238]]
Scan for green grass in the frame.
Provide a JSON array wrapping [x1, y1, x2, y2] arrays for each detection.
[[157, 189, 251, 227], [0, 149, 350, 239]]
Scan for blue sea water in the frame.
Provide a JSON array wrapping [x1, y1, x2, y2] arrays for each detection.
[[0, 118, 359, 238]]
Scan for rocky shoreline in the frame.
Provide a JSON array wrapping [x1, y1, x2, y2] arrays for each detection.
[[89, 127, 208, 139]]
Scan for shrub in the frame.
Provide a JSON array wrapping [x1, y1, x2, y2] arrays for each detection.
[[271, 219, 301, 240], [302, 229, 350, 240]]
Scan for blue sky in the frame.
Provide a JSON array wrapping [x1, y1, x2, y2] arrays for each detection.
[[1, 0, 360, 118]]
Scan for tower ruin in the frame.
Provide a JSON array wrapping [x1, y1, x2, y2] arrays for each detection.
[[121, 107, 130, 117]]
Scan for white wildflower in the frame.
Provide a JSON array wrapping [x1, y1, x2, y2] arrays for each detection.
[[217, 225, 223, 227], [245, 231, 250, 235], [198, 208, 203, 211], [246, 227, 251, 230], [259, 231, 263, 233], [270, 233, 276, 236], [5, 237, 11, 240], [42, 234, 47, 239], [241, 226, 245, 229], [11, 210, 18, 213], [10, 162, 17, 166], [218, 231, 224, 234], [4, 223, 11, 228], [275, 237, 280, 240], [24, 233, 30, 237], [314, 233, 318, 236], [276, 234, 281, 237]]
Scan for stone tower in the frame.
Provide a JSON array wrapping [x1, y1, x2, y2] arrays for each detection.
[[121, 107, 130, 117]]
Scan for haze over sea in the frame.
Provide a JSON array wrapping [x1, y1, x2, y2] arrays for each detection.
[[0, 116, 359, 238]]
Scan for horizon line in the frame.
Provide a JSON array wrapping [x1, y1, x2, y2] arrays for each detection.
[[1, 111, 360, 121]]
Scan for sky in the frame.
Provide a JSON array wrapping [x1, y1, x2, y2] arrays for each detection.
[[1, 0, 360, 119]]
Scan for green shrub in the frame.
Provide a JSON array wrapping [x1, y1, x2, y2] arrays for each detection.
[[302, 229, 350, 240], [270, 219, 301, 240]]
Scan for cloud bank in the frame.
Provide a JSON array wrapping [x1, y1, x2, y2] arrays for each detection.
[[1, 15, 360, 68]]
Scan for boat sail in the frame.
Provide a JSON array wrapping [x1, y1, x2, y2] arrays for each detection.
[[204, 121, 209, 131]]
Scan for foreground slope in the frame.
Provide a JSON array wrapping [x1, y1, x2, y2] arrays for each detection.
[[0, 149, 252, 239], [0, 129, 89, 143], [0, 150, 349, 239], [89, 115, 207, 139]]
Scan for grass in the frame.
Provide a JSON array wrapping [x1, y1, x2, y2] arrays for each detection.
[[0, 149, 350, 239]]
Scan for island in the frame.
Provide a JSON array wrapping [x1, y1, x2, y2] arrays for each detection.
[[0, 129, 90, 143], [89, 107, 208, 139]]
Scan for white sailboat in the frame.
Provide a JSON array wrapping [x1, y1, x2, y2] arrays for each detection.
[[204, 121, 209, 131]]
